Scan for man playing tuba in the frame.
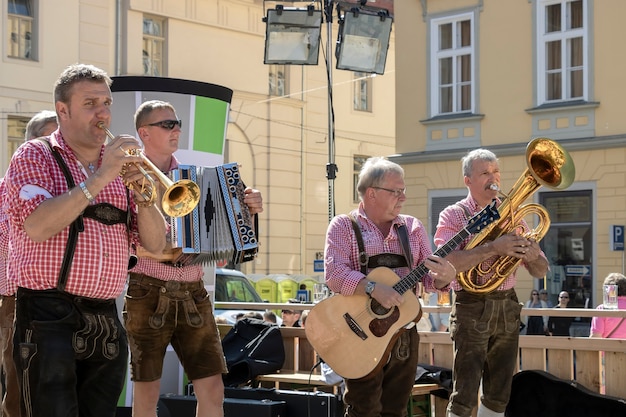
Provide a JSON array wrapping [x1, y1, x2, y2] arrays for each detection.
[[435, 148, 549, 417]]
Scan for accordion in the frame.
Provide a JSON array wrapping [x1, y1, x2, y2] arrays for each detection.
[[166, 163, 258, 266]]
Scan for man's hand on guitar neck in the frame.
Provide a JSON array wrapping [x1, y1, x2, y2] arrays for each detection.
[[360, 280, 403, 309], [424, 255, 458, 290]]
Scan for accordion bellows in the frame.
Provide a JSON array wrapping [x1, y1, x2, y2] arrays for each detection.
[[169, 163, 258, 266]]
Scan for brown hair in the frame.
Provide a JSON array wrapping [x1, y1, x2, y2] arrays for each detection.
[[53, 64, 112, 104], [603, 273, 626, 296], [134, 100, 176, 131]]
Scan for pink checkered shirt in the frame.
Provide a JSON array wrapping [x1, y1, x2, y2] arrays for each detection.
[[4, 131, 140, 299], [0, 178, 14, 296], [434, 195, 524, 292], [130, 155, 203, 282], [324, 205, 440, 296]]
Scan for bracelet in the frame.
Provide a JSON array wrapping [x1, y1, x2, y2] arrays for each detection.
[[78, 181, 95, 203]]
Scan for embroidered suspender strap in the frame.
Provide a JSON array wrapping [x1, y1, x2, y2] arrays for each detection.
[[395, 224, 414, 269], [606, 317, 625, 338], [36, 139, 83, 292], [349, 214, 368, 275]]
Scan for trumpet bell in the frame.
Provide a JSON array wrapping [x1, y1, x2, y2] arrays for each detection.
[[162, 179, 201, 218], [96, 122, 201, 218]]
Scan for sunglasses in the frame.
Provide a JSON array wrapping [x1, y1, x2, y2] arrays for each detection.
[[145, 119, 182, 130], [559, 296, 569, 299], [281, 310, 295, 314]]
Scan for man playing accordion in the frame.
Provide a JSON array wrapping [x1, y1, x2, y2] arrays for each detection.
[[124, 100, 263, 417]]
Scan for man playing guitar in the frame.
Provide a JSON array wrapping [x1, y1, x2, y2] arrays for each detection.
[[323, 157, 456, 417]]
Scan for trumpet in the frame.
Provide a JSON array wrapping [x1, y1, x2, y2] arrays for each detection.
[[97, 122, 201, 218]]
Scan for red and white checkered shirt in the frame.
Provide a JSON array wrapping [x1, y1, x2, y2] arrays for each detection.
[[4, 130, 140, 299], [435, 194, 525, 292], [324, 205, 440, 296], [0, 178, 14, 296], [130, 154, 203, 282]]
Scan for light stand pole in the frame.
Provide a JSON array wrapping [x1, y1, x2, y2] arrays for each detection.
[[324, 0, 337, 223], [263, 0, 392, 223]]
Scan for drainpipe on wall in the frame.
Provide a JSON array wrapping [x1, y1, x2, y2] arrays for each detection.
[[115, 0, 123, 75]]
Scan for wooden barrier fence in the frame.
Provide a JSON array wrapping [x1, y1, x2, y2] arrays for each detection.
[[216, 301, 626, 416]]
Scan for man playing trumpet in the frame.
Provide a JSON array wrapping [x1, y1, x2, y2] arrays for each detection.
[[435, 149, 549, 417], [125, 100, 263, 417], [3, 63, 167, 417]]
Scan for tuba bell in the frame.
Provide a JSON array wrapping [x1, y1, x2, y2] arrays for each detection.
[[457, 137, 575, 294]]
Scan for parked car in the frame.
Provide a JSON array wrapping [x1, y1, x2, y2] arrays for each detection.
[[213, 268, 280, 325]]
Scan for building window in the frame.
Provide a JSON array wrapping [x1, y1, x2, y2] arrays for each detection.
[[430, 13, 474, 116], [539, 189, 592, 335], [143, 16, 165, 76], [537, 0, 587, 104], [353, 155, 369, 203], [6, 117, 27, 167], [269, 65, 287, 96], [430, 191, 467, 240], [353, 72, 372, 112], [7, 0, 34, 59]]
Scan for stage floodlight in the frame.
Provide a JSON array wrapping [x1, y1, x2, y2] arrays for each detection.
[[264, 6, 323, 65], [335, 8, 393, 74]]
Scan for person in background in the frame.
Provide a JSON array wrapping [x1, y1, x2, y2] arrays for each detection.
[[325, 157, 456, 417], [24, 110, 58, 141], [590, 273, 626, 338], [0, 110, 59, 417], [524, 290, 548, 335], [4, 63, 167, 417], [539, 288, 553, 308], [435, 148, 548, 417], [280, 308, 302, 327], [124, 100, 263, 417], [548, 291, 573, 336], [263, 310, 277, 323]]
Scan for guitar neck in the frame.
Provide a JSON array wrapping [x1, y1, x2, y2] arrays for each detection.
[[393, 227, 470, 294]]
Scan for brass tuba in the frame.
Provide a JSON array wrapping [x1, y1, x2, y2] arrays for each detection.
[[457, 138, 575, 294]]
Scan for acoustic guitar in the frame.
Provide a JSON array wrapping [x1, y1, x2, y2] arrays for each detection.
[[304, 201, 499, 380]]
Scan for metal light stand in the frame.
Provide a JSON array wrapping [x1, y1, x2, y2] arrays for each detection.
[[324, 0, 337, 223]]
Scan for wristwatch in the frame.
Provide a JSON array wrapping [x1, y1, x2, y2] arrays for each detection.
[[365, 281, 376, 297]]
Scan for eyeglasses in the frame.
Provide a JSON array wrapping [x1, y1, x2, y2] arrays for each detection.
[[372, 186, 406, 198], [532, 293, 538, 296], [144, 119, 182, 130], [281, 310, 295, 314]]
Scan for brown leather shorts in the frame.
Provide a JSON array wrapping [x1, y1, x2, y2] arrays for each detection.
[[123, 273, 227, 382]]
